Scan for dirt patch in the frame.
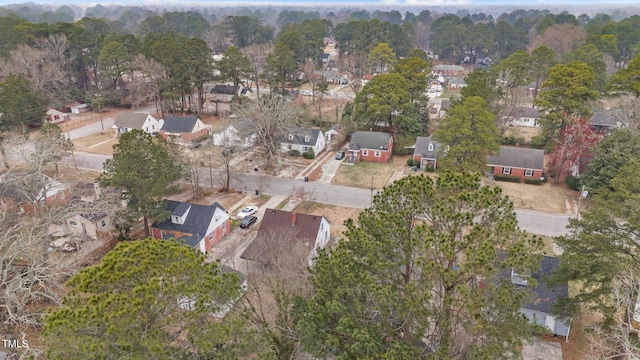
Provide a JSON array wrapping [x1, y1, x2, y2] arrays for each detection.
[[504, 126, 542, 143], [56, 107, 123, 133], [294, 201, 361, 240], [307, 166, 323, 181]]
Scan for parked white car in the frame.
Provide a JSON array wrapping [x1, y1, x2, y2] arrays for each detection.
[[301, 90, 312, 96], [236, 206, 258, 219]]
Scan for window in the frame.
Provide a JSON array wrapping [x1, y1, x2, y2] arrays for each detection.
[[145, 127, 149, 132], [445, 145, 450, 152], [68, 220, 77, 227], [288, 134, 294, 141], [362, 150, 369, 156], [428, 143, 434, 151], [101, 220, 106, 228], [222, 222, 226, 231], [502, 167, 512, 175], [288, 145, 292, 150], [304, 136, 310, 142], [152, 125, 155, 130], [524, 169, 534, 177], [303, 146, 309, 152], [374, 151, 381, 157]]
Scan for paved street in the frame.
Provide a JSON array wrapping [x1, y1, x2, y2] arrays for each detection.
[[67, 117, 115, 140], [59, 150, 572, 237]]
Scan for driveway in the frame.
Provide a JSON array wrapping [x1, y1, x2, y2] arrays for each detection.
[[521, 339, 562, 360], [318, 152, 344, 184]]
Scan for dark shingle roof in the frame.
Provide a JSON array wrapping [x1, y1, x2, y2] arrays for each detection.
[[278, 128, 321, 145], [486, 146, 544, 170], [349, 131, 392, 151], [590, 111, 618, 127], [241, 209, 325, 263], [413, 136, 442, 160], [211, 85, 236, 95], [522, 256, 569, 315], [114, 112, 150, 129], [161, 115, 199, 134], [152, 200, 226, 248]]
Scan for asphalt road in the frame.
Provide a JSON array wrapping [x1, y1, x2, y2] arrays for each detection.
[[60, 152, 572, 237]]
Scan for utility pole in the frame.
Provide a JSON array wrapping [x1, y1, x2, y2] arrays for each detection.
[[95, 94, 104, 131], [370, 175, 374, 207], [68, 132, 77, 169], [208, 154, 213, 188]]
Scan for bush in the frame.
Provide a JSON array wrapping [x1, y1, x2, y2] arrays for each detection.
[[565, 175, 581, 191], [407, 158, 415, 166], [524, 178, 544, 185], [288, 149, 300, 157], [494, 174, 522, 183], [303, 148, 315, 159], [425, 165, 435, 172]]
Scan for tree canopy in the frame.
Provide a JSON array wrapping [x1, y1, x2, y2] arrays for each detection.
[[43, 239, 254, 359], [298, 173, 541, 359], [98, 129, 181, 237]]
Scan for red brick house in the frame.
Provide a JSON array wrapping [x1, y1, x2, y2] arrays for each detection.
[[0, 175, 70, 215], [348, 131, 393, 163], [432, 64, 465, 77], [152, 200, 231, 253], [159, 115, 210, 144], [486, 146, 545, 182]]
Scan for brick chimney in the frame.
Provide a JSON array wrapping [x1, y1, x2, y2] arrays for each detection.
[[291, 212, 296, 226]]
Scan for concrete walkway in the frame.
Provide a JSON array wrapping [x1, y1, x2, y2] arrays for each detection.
[[294, 150, 332, 181], [521, 339, 562, 360]]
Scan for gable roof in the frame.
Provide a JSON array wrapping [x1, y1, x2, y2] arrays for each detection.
[[114, 112, 151, 129], [501, 106, 543, 119], [161, 115, 199, 134], [211, 85, 236, 95], [486, 146, 544, 170], [349, 131, 392, 151], [413, 136, 442, 159], [152, 200, 227, 248], [278, 128, 321, 145], [434, 64, 465, 71], [448, 77, 466, 86], [521, 256, 569, 315], [241, 209, 326, 263], [590, 111, 619, 127]]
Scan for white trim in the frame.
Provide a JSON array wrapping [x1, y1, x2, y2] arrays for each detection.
[[524, 169, 534, 177], [502, 167, 512, 175], [362, 150, 369, 156], [374, 151, 381, 157]]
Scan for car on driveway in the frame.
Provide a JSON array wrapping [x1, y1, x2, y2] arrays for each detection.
[[239, 215, 258, 229], [301, 90, 312, 96], [335, 151, 345, 160], [237, 206, 258, 219]]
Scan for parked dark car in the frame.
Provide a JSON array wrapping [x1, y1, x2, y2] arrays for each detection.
[[335, 151, 345, 160], [239, 215, 258, 229]]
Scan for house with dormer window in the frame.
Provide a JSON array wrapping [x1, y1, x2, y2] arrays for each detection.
[[151, 200, 231, 253], [278, 128, 325, 155]]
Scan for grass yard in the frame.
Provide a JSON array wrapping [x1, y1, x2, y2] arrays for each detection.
[[333, 156, 407, 189], [487, 180, 570, 213], [294, 201, 362, 240], [504, 126, 543, 143], [73, 132, 117, 155]]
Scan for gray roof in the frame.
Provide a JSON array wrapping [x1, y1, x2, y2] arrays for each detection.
[[152, 200, 226, 248], [413, 136, 442, 160], [211, 85, 236, 95], [278, 128, 321, 146], [161, 115, 199, 133], [448, 77, 466, 86], [114, 112, 150, 129], [522, 256, 569, 315], [440, 99, 451, 110], [501, 106, 542, 119], [349, 131, 392, 151], [590, 111, 618, 127], [434, 64, 465, 71], [486, 146, 544, 170]]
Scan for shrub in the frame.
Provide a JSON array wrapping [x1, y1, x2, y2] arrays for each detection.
[[524, 178, 544, 185], [426, 165, 435, 172], [303, 148, 315, 159], [494, 174, 522, 183], [288, 149, 300, 157], [407, 158, 415, 166], [565, 175, 581, 191]]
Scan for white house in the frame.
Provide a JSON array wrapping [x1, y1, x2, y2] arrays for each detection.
[[500, 106, 543, 127], [112, 112, 160, 136], [279, 128, 325, 155], [45, 108, 70, 124], [212, 124, 256, 150]]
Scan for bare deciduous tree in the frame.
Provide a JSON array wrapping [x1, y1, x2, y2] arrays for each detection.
[[232, 95, 301, 169], [290, 185, 317, 211], [529, 24, 586, 61], [128, 54, 166, 113], [242, 43, 273, 98]]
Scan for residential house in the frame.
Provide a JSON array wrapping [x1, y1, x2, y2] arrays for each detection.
[[70, 103, 91, 114], [590, 111, 621, 133], [447, 77, 467, 91], [361, 74, 376, 87], [212, 124, 256, 149], [240, 209, 331, 267], [45, 108, 70, 124], [348, 131, 393, 163], [0, 175, 70, 214], [159, 115, 210, 144], [412, 136, 443, 170], [279, 128, 326, 155], [320, 53, 331, 67], [500, 106, 543, 127], [512, 256, 572, 339], [209, 84, 241, 103], [152, 200, 231, 253], [486, 146, 545, 182], [61, 208, 110, 241], [112, 112, 160, 136], [432, 64, 465, 78]]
